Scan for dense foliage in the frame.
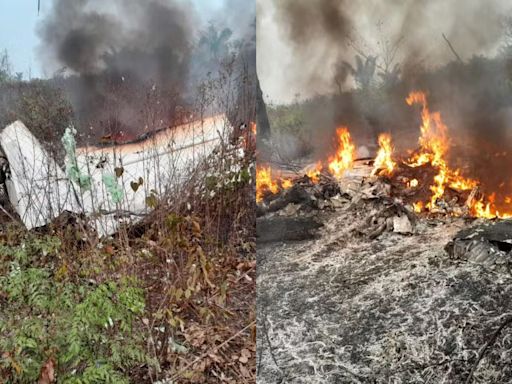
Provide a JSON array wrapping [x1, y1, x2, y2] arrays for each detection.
[[0, 235, 154, 383]]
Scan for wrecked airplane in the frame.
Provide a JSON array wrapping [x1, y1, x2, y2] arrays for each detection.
[[0, 116, 231, 236]]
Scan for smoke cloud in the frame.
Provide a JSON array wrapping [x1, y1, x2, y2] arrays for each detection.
[[40, 0, 195, 85], [37, 0, 197, 138], [259, 0, 512, 103], [37, 0, 256, 141]]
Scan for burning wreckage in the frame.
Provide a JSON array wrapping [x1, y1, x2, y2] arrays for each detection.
[[0, 116, 232, 236], [257, 91, 512, 383], [257, 90, 512, 248]]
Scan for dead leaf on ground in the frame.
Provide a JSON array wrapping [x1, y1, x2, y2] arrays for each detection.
[[239, 363, 252, 378], [39, 358, 55, 384]]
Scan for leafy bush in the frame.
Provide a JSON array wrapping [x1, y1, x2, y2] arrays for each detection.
[[267, 103, 305, 137], [0, 236, 155, 383]]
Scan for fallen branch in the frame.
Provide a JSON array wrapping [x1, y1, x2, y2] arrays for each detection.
[[98, 209, 148, 218], [368, 222, 387, 240], [465, 314, 512, 384], [0, 204, 19, 224], [169, 321, 255, 381]]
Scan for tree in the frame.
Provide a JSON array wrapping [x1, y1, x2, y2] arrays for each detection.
[[0, 49, 12, 83], [343, 55, 377, 90], [378, 64, 401, 89], [198, 23, 233, 61], [256, 75, 271, 140]]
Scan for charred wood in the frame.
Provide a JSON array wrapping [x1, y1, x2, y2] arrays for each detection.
[[257, 216, 323, 243]]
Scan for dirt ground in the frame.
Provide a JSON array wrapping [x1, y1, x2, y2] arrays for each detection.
[[257, 198, 512, 383]]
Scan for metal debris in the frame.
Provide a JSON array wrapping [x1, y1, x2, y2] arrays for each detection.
[[0, 117, 231, 235], [446, 220, 512, 268]]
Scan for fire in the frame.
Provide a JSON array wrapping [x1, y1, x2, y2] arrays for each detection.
[[256, 126, 355, 203], [306, 161, 323, 183], [470, 193, 512, 219], [372, 133, 395, 176], [448, 170, 478, 191], [328, 127, 355, 178], [406, 91, 449, 168], [413, 201, 424, 213], [471, 200, 494, 219], [256, 166, 279, 202], [405, 91, 479, 210], [404, 91, 512, 218], [281, 178, 293, 190], [255, 93, 511, 219], [255, 163, 320, 203]]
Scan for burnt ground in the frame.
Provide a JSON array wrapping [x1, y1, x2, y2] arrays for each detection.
[[257, 197, 512, 383]]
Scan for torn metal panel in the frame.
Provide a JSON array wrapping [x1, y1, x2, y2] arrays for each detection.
[[74, 115, 230, 235], [0, 121, 80, 229], [0, 115, 231, 235], [445, 220, 512, 266]]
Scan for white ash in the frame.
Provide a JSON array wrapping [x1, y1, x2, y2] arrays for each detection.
[[257, 198, 512, 383]]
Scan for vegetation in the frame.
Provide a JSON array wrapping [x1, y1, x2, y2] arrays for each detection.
[[0, 22, 256, 383], [0, 235, 152, 383], [0, 52, 74, 158], [0, 135, 256, 383]]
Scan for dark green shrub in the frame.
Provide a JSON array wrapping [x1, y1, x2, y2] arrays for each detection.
[[0, 237, 155, 383]]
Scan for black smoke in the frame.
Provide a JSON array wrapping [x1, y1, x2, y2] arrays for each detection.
[[38, 0, 198, 139], [272, 0, 352, 91]]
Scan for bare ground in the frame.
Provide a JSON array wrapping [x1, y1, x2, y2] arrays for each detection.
[[257, 201, 512, 383]]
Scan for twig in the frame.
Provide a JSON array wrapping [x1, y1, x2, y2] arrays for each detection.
[[347, 39, 388, 74], [442, 33, 463, 63], [465, 315, 512, 384], [262, 311, 286, 380], [0, 204, 19, 224], [98, 209, 148, 218], [169, 321, 255, 381], [368, 222, 387, 240]]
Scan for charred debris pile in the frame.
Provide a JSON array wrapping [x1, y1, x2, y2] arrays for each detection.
[[257, 91, 512, 269]]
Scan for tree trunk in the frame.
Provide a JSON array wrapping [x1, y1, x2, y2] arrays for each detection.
[[256, 75, 271, 140]]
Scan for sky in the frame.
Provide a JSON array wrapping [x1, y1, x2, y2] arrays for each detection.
[[0, 0, 225, 79], [0, 0, 44, 78]]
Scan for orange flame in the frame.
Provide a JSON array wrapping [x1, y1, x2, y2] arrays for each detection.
[[372, 133, 395, 176], [306, 161, 323, 183], [281, 178, 293, 190], [406, 91, 478, 209], [256, 166, 279, 202], [256, 164, 323, 203], [404, 91, 511, 218], [470, 193, 512, 219], [413, 201, 424, 213], [328, 127, 355, 178]]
